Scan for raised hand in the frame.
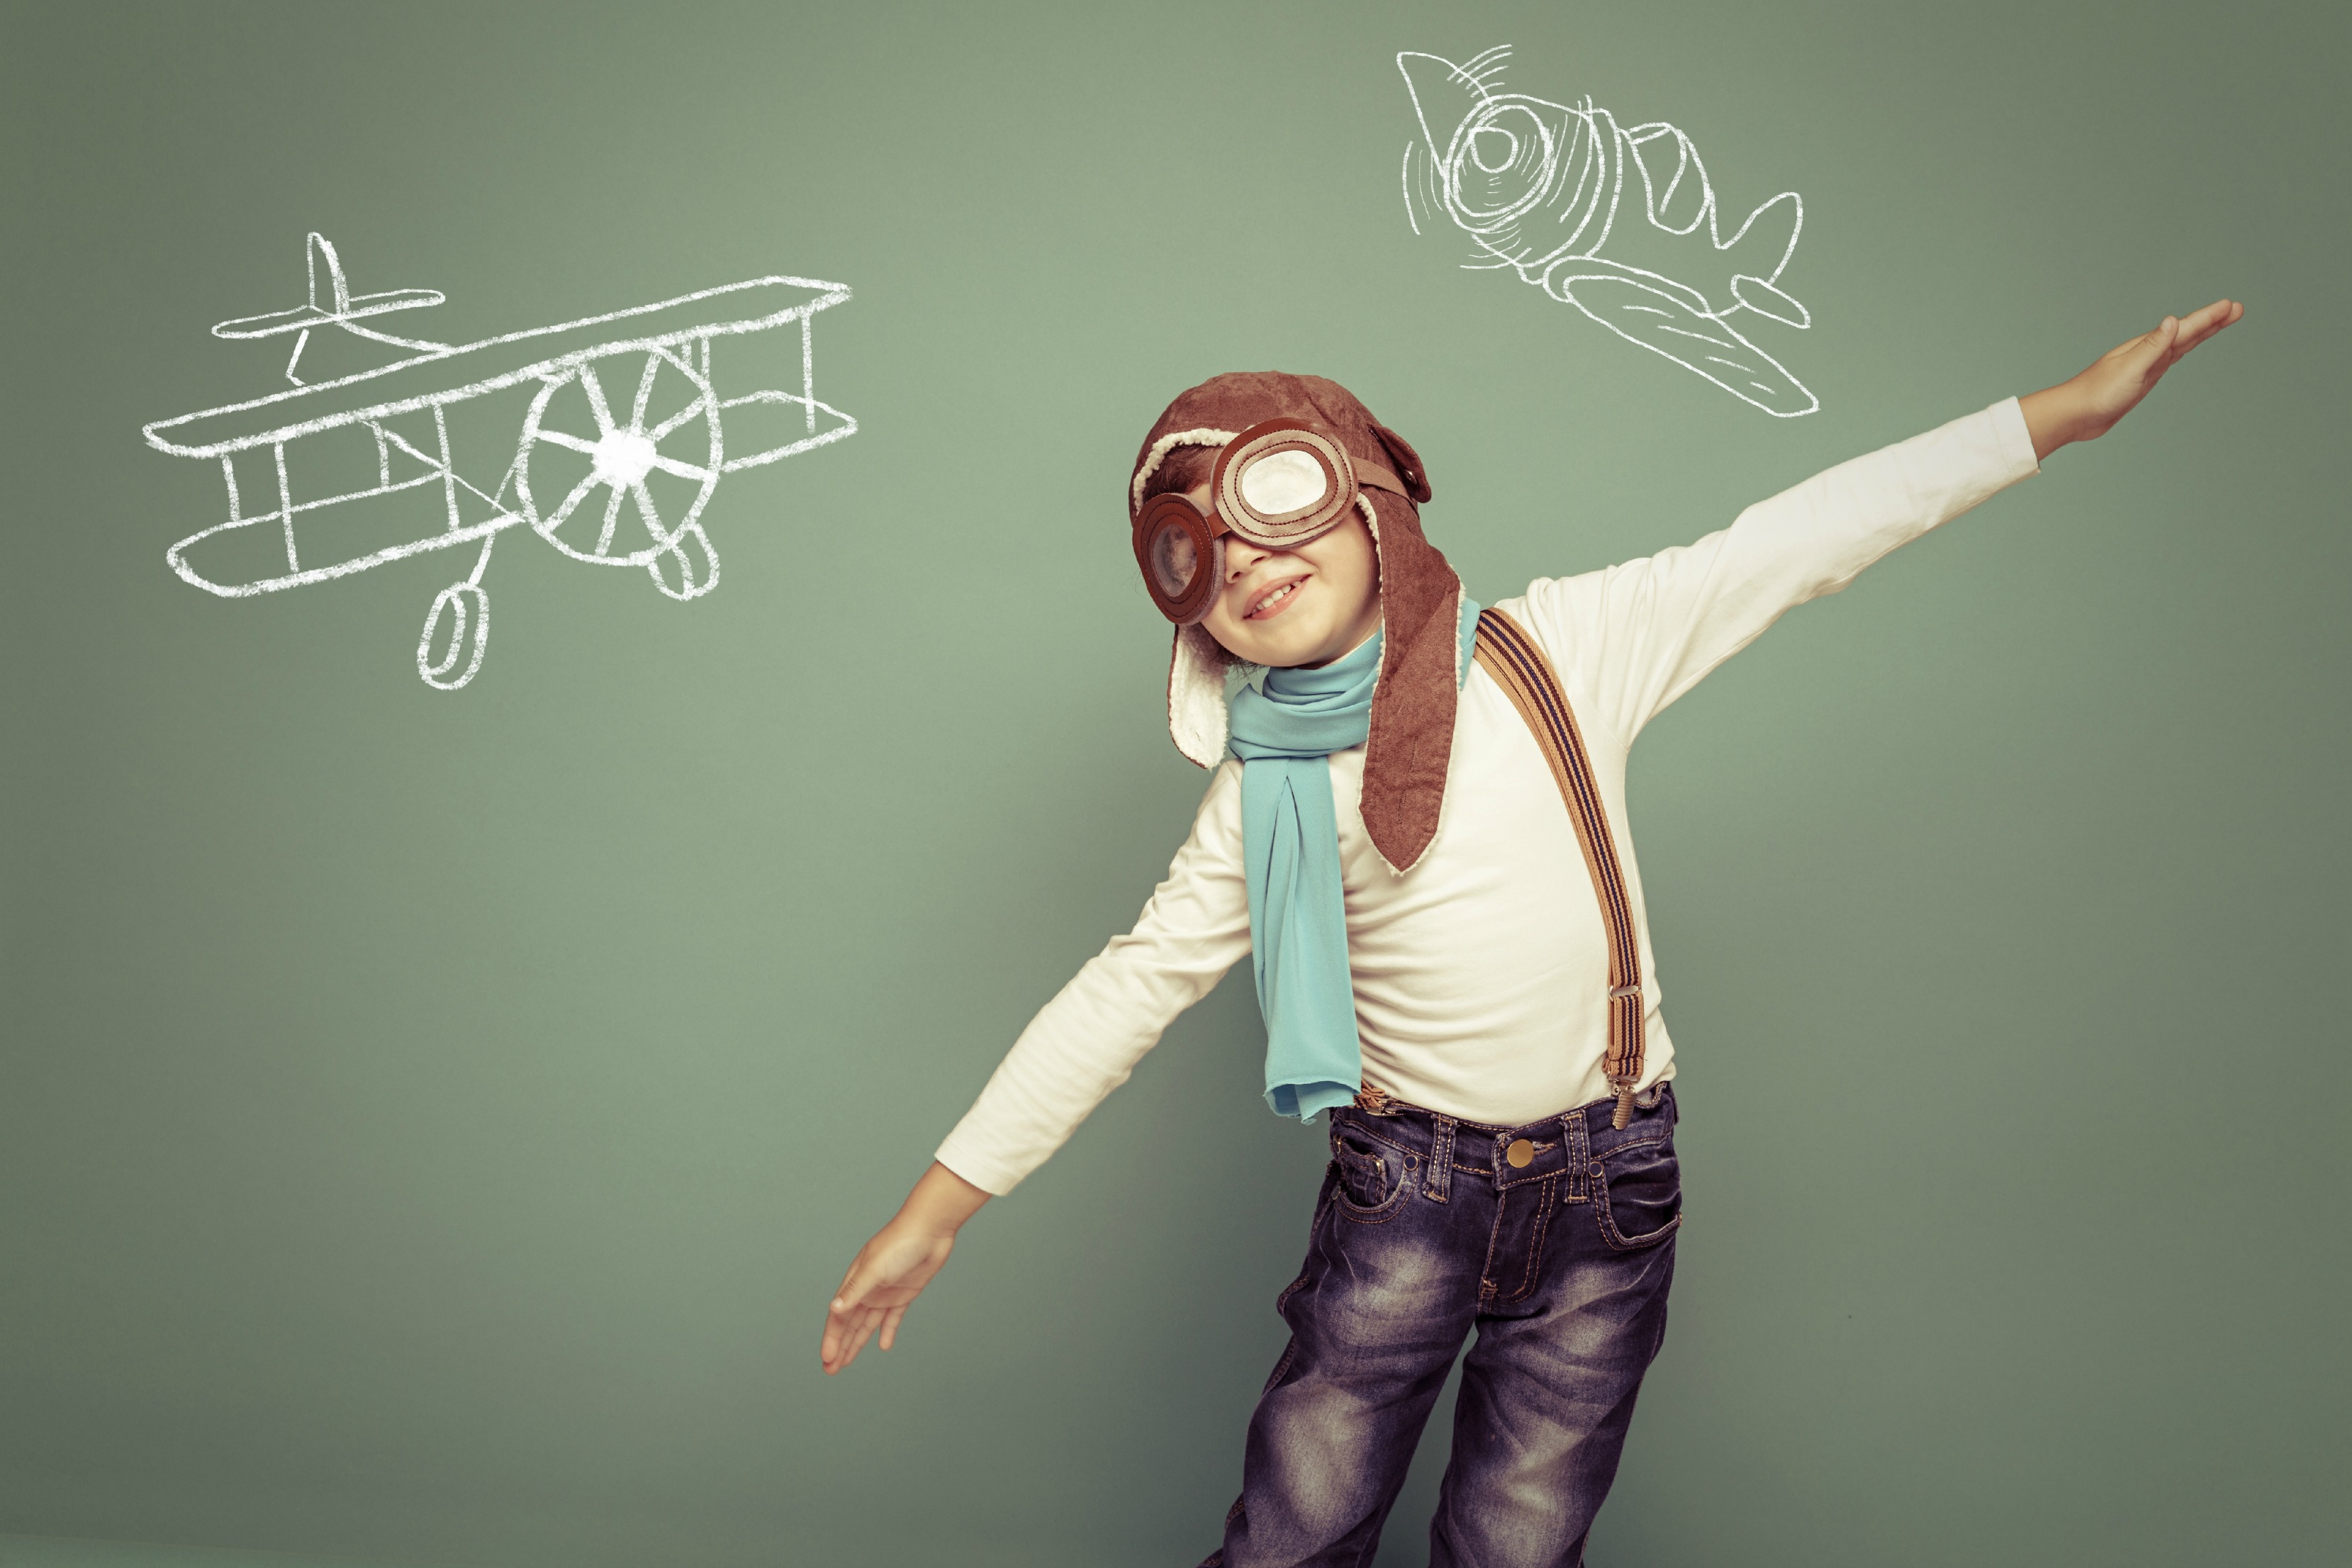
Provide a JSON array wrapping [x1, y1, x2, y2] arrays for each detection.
[[2021, 298, 2244, 459], [820, 1161, 990, 1375]]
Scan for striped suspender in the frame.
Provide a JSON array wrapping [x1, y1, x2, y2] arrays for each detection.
[[1472, 608, 1648, 1129]]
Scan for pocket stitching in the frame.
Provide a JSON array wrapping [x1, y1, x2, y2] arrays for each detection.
[[1333, 1144, 1417, 1224], [1594, 1143, 1682, 1251], [1506, 1176, 1557, 1301], [1594, 1129, 1670, 1164]]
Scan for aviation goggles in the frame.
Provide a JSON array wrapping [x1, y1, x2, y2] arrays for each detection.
[[1133, 418, 1411, 625]]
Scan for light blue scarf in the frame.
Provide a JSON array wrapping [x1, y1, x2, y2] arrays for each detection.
[[1228, 599, 1481, 1121]]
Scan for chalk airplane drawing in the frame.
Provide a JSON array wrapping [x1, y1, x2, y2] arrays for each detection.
[[1399, 46, 1817, 416], [142, 234, 856, 688]]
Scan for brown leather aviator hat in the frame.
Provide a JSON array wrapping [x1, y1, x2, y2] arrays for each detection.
[[1128, 372, 1465, 873]]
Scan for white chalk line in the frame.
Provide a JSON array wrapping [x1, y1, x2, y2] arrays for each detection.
[[169, 389, 861, 600], [514, 342, 723, 581], [145, 264, 851, 457], [173, 393, 857, 580], [167, 507, 520, 597], [143, 233, 856, 688], [1396, 46, 1819, 418]]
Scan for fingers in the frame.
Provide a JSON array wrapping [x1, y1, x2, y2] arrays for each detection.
[[2142, 298, 2242, 388], [823, 1294, 892, 1373], [2172, 298, 2244, 357], [822, 1245, 931, 1372], [2179, 298, 2240, 336], [823, 1297, 912, 1372], [824, 1306, 883, 1374], [829, 1256, 874, 1320], [822, 1254, 880, 1374]]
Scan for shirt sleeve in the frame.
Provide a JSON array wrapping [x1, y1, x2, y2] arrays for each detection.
[[1515, 397, 2042, 746], [932, 760, 1255, 1195]]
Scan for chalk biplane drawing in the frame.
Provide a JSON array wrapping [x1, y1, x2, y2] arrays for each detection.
[[142, 234, 856, 688], [1399, 46, 1817, 416]]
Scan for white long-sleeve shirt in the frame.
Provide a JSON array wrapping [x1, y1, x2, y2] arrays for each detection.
[[936, 399, 2042, 1195]]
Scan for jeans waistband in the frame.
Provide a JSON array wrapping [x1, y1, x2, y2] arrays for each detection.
[[1328, 1082, 1677, 1196]]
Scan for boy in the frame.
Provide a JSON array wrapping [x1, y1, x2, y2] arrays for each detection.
[[821, 301, 2241, 1567]]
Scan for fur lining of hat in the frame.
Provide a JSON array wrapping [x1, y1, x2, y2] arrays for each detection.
[[1131, 428, 1238, 517], [1167, 623, 1231, 766]]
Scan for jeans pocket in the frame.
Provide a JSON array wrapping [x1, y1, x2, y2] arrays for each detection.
[[1596, 1133, 1682, 1250], [1330, 1128, 1413, 1222]]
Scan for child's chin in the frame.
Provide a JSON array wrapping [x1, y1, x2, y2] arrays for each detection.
[[1216, 608, 1334, 668], [1248, 627, 1330, 668]]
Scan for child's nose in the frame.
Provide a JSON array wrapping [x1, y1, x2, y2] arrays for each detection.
[[1225, 539, 1275, 579]]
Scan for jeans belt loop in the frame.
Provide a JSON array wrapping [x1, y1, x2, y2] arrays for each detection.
[[1423, 1115, 1456, 1204], [1561, 1107, 1593, 1204]]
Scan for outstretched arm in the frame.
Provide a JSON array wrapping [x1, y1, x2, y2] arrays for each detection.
[[1519, 297, 2246, 744], [817, 763, 1253, 1375], [2020, 298, 2244, 459]]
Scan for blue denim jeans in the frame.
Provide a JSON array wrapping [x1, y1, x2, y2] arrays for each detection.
[[1201, 1085, 1681, 1568]]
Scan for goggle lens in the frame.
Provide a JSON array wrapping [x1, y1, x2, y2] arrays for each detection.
[[1214, 422, 1354, 543], [1147, 517, 1202, 599], [1236, 447, 1331, 517], [1134, 493, 1222, 624]]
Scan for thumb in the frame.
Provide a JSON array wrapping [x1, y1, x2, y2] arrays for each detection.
[[831, 1258, 875, 1315], [2134, 315, 2181, 366]]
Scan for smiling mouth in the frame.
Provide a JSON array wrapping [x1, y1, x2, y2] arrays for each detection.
[[1245, 576, 1308, 620]]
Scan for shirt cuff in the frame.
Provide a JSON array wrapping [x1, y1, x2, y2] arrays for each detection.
[[1988, 395, 2042, 486], [933, 1134, 1024, 1198]]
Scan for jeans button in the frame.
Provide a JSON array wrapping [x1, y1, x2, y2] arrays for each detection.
[[1506, 1138, 1534, 1168]]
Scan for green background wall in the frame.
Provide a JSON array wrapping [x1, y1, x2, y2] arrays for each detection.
[[3, 2, 2343, 1564]]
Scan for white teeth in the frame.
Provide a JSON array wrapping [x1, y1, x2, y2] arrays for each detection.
[[1251, 581, 1299, 616]]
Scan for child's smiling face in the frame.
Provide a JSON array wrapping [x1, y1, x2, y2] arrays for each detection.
[[1189, 483, 1384, 670]]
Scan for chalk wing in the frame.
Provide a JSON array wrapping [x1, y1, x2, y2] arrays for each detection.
[[1554, 272, 1818, 418]]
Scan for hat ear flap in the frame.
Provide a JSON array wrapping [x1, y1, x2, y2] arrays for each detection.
[[1370, 422, 1432, 505], [1166, 623, 1231, 768]]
